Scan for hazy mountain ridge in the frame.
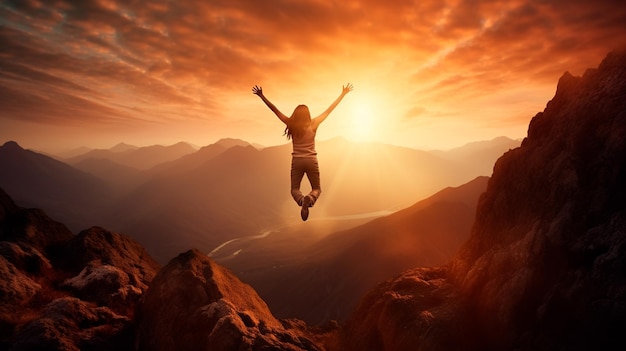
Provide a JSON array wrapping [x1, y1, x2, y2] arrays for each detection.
[[143, 138, 253, 177], [66, 141, 197, 171], [72, 157, 143, 193], [0, 136, 518, 263], [96, 137, 516, 263], [0, 141, 113, 231], [429, 136, 521, 177]]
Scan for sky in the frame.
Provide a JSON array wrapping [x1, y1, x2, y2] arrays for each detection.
[[1, 0, 625, 153]]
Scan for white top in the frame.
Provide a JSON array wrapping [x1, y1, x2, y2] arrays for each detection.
[[292, 127, 317, 158]]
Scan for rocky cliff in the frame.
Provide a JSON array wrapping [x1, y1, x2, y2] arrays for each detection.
[[337, 49, 626, 350], [450, 49, 626, 350]]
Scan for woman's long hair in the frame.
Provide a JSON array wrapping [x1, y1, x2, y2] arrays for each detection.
[[284, 104, 311, 140]]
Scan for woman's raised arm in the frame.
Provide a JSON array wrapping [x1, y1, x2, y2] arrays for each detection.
[[252, 85, 289, 125], [313, 83, 353, 127]]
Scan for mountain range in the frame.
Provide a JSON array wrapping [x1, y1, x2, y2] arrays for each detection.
[[0, 136, 518, 263], [65, 141, 197, 170], [0, 141, 112, 230]]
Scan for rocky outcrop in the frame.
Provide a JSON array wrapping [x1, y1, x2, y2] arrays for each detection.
[[59, 227, 160, 315], [138, 249, 324, 351], [10, 297, 133, 351], [339, 267, 467, 351], [0, 188, 160, 350], [0, 241, 52, 276], [0, 256, 41, 311], [449, 49, 626, 350], [61, 226, 160, 281], [0, 195, 74, 255]]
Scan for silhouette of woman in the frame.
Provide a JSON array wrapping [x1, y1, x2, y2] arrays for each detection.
[[252, 83, 353, 221]]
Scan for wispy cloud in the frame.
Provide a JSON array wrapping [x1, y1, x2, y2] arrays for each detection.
[[1, 0, 625, 149]]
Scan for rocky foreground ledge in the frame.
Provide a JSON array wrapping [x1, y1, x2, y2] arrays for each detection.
[[0, 187, 331, 351]]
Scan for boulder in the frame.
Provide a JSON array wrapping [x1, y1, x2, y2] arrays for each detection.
[[0, 241, 52, 276], [62, 263, 142, 316], [138, 249, 322, 351], [0, 256, 42, 348], [10, 297, 133, 351], [59, 227, 160, 315], [339, 267, 467, 351], [0, 256, 40, 311], [62, 226, 160, 288]]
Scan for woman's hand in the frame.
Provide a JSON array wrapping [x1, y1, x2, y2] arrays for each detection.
[[252, 85, 263, 96], [342, 83, 354, 95]]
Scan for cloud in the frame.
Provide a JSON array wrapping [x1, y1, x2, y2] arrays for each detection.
[[1, 0, 626, 149]]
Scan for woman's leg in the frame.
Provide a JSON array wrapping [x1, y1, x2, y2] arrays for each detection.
[[290, 157, 306, 205], [304, 158, 321, 206]]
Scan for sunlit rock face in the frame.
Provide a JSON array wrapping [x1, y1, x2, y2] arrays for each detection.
[[137, 249, 324, 351]]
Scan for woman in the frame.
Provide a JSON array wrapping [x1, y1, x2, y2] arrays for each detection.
[[252, 83, 353, 221]]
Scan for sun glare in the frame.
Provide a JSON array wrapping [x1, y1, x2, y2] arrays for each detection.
[[346, 94, 383, 142], [351, 103, 375, 139]]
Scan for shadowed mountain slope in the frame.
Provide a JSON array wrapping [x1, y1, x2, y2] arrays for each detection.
[[0, 141, 112, 231]]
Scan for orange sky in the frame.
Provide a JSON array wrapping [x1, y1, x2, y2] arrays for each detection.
[[1, 0, 625, 152]]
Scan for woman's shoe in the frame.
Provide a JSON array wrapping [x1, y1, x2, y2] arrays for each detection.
[[301, 195, 311, 221]]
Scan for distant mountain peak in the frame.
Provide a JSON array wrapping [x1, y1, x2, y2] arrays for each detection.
[[1, 141, 24, 151], [109, 142, 138, 152], [213, 138, 251, 149], [171, 141, 193, 147]]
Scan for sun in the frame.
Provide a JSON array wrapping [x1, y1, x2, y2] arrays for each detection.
[[350, 103, 375, 140], [344, 92, 384, 142], [324, 86, 395, 144]]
